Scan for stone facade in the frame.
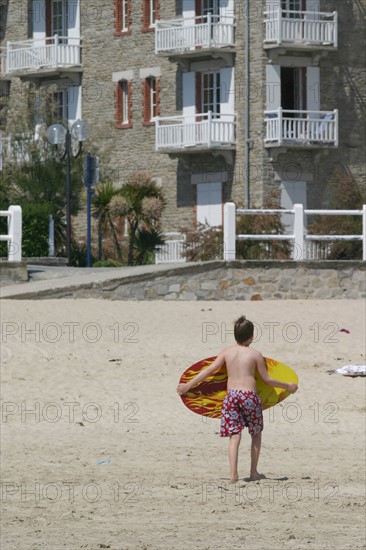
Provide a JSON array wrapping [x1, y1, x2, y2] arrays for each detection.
[[1, 0, 365, 245]]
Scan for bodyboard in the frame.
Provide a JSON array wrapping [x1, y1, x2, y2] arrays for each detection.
[[179, 356, 298, 418]]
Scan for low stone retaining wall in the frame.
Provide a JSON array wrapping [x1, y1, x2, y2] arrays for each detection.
[[6, 261, 364, 300], [0, 261, 28, 285], [99, 261, 365, 301]]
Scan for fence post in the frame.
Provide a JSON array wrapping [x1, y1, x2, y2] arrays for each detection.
[[224, 202, 236, 261], [363, 204, 366, 262], [48, 215, 55, 257], [8, 205, 22, 262], [293, 203, 304, 261]]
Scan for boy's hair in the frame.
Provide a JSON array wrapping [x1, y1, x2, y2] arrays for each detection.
[[234, 315, 254, 344]]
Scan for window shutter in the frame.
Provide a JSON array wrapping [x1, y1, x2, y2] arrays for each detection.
[[142, 78, 151, 124], [115, 82, 122, 126], [195, 0, 202, 22], [155, 77, 160, 117], [141, 0, 150, 31], [195, 72, 202, 118], [114, 0, 122, 35], [45, 0, 52, 42]]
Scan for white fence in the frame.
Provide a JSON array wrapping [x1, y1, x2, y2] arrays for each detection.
[[155, 233, 186, 264], [265, 109, 338, 147], [2, 35, 81, 74], [223, 203, 366, 261], [264, 9, 337, 47], [156, 112, 236, 151], [0, 206, 22, 262], [155, 14, 235, 54]]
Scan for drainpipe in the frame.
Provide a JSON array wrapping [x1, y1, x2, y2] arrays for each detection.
[[245, 0, 250, 207]]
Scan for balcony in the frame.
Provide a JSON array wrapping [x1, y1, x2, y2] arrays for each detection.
[[264, 109, 338, 148], [155, 14, 235, 57], [156, 112, 236, 153], [264, 9, 337, 49], [1, 35, 82, 79]]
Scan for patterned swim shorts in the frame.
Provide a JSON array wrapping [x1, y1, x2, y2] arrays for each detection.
[[220, 389, 263, 437]]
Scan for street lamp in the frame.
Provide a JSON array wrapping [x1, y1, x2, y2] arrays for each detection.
[[46, 119, 88, 266]]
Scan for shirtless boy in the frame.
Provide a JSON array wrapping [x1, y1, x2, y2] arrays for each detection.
[[177, 315, 298, 483]]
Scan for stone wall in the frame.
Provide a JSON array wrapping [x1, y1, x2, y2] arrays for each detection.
[[10, 261, 365, 300]]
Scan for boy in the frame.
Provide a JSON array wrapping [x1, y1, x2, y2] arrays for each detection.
[[177, 315, 298, 483]]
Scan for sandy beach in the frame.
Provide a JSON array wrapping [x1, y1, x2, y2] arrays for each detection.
[[1, 298, 365, 550]]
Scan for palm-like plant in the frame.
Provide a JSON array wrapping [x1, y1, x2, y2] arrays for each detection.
[[110, 172, 165, 265], [92, 182, 123, 261]]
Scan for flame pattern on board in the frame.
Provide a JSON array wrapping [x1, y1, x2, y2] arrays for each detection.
[[179, 357, 298, 418]]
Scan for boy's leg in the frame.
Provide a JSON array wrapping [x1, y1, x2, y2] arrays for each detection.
[[228, 433, 241, 483], [250, 432, 264, 480]]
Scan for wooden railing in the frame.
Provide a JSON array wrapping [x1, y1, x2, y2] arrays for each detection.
[[156, 112, 236, 152], [264, 109, 338, 147], [3, 35, 81, 74], [155, 14, 235, 54], [264, 9, 337, 47]]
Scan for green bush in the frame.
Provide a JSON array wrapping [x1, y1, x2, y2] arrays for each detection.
[[21, 202, 51, 258], [92, 259, 124, 267]]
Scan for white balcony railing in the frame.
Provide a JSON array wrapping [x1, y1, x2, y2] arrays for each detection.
[[264, 9, 337, 48], [2, 35, 81, 74], [264, 109, 338, 147], [156, 112, 236, 152], [155, 14, 235, 55]]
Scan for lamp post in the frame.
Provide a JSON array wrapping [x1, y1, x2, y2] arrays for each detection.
[[46, 120, 88, 266]]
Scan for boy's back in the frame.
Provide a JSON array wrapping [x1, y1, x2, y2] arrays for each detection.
[[223, 344, 261, 392]]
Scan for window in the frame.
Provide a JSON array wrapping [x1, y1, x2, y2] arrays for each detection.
[[142, 0, 160, 32], [115, 80, 132, 128], [201, 72, 221, 118], [45, 0, 68, 43], [281, 67, 307, 113], [282, 0, 306, 16], [142, 77, 159, 125], [114, 0, 131, 35], [53, 88, 69, 122]]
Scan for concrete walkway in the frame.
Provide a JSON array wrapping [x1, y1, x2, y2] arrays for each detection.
[[0, 262, 197, 299]]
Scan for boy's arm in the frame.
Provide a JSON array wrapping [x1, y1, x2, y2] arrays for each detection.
[[177, 352, 226, 396], [256, 353, 298, 393]]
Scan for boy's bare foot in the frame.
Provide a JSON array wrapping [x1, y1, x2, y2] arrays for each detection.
[[249, 472, 266, 481], [229, 476, 239, 484]]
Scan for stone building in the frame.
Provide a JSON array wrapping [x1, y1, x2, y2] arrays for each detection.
[[0, 0, 365, 238]]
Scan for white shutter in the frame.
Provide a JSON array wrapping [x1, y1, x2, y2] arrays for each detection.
[[197, 182, 223, 227], [183, 72, 196, 123], [220, 0, 234, 22], [307, 66, 320, 117], [68, 85, 81, 126], [280, 181, 307, 231], [306, 0, 320, 14], [182, 0, 195, 24], [33, 0, 45, 40], [67, 0, 80, 39], [266, 64, 281, 110], [220, 67, 234, 117]]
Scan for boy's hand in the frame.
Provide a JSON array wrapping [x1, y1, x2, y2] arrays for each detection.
[[287, 383, 298, 394], [177, 383, 190, 396]]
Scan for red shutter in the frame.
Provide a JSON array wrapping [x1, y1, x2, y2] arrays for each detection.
[[155, 0, 160, 21], [115, 82, 122, 126], [195, 0, 202, 23], [45, 0, 52, 43], [142, 79, 151, 124], [141, 0, 149, 32], [114, 0, 122, 35]]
